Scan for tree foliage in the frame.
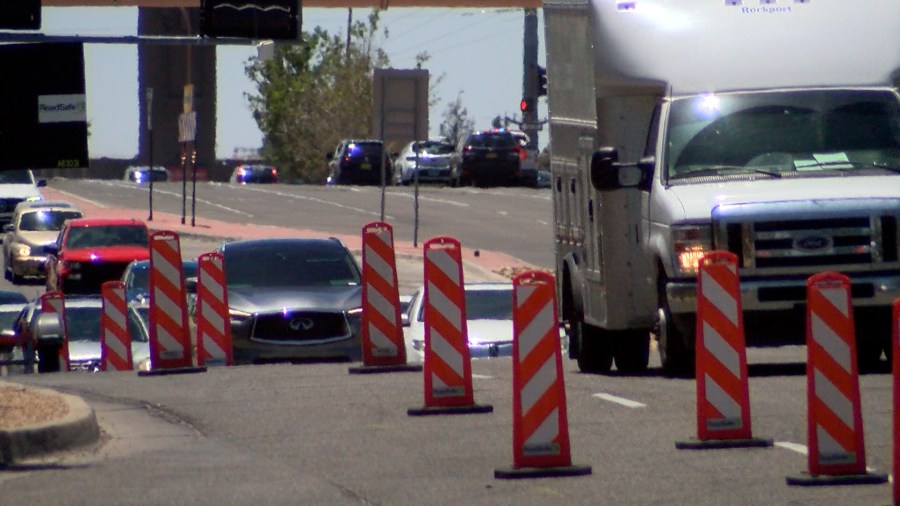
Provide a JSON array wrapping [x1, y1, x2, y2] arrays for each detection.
[[439, 92, 475, 146], [245, 12, 389, 183]]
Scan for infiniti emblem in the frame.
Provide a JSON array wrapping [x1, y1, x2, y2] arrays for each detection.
[[289, 317, 314, 331], [794, 235, 832, 251]]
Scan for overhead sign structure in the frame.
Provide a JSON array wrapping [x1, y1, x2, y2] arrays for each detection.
[[200, 0, 301, 40], [0, 0, 40, 29], [0, 43, 89, 171]]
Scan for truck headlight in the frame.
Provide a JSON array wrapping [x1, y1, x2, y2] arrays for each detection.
[[672, 225, 712, 277]]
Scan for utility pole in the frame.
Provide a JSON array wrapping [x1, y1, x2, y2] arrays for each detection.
[[522, 8, 539, 150]]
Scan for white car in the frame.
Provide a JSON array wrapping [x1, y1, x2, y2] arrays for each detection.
[[393, 139, 456, 186], [403, 282, 565, 363]]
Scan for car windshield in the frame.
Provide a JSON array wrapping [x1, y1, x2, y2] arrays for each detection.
[[416, 142, 453, 155], [0, 170, 34, 184], [35, 305, 148, 343], [225, 242, 361, 289], [65, 225, 149, 249], [467, 134, 516, 149], [346, 143, 383, 157], [125, 262, 198, 292], [666, 89, 900, 180], [417, 287, 512, 322], [19, 210, 83, 232]]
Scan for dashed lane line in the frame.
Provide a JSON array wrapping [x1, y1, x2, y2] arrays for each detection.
[[592, 393, 646, 409]]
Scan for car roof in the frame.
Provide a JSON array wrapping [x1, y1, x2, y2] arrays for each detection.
[[66, 217, 147, 227], [222, 237, 347, 251], [126, 258, 199, 270], [14, 200, 78, 211]]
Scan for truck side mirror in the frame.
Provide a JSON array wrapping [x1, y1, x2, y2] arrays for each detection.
[[590, 147, 651, 190]]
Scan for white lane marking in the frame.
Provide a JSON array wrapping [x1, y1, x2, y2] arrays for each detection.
[[102, 181, 253, 217], [241, 186, 392, 220], [389, 191, 469, 207], [592, 393, 646, 409], [472, 374, 493, 379], [497, 211, 508, 216], [775, 441, 808, 455]]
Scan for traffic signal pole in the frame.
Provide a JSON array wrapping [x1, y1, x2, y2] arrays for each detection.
[[522, 8, 539, 150]]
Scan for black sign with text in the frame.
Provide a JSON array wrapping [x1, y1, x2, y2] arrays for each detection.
[[0, 43, 89, 171], [200, 0, 301, 41]]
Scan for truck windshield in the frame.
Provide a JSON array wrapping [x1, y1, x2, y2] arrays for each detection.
[[666, 90, 900, 181]]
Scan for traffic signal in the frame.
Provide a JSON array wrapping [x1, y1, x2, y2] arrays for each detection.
[[520, 97, 535, 114], [0, 0, 41, 30], [536, 65, 548, 97]]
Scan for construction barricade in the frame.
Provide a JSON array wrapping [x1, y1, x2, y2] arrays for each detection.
[[893, 298, 900, 504], [39, 291, 69, 373], [350, 222, 421, 374], [677, 251, 771, 450], [196, 252, 232, 367], [786, 272, 886, 485], [495, 271, 591, 479], [140, 230, 206, 376], [408, 236, 492, 416], [100, 281, 133, 371]]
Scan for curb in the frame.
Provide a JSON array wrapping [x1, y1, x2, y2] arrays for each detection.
[[0, 384, 100, 465]]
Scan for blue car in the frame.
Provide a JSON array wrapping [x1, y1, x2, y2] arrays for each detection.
[[121, 259, 199, 304]]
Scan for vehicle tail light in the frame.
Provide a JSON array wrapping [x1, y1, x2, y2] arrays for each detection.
[[518, 146, 527, 161]]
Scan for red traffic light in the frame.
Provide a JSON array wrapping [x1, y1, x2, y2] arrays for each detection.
[[520, 98, 534, 113]]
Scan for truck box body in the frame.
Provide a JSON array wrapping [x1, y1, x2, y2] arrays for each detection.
[[545, 0, 900, 373]]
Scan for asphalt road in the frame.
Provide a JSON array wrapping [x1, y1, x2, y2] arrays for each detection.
[[1, 179, 896, 504]]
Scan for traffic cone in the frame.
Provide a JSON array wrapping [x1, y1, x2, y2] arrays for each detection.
[[100, 281, 132, 371], [786, 272, 886, 485], [350, 222, 421, 374], [495, 271, 591, 479], [677, 251, 771, 450], [408, 237, 492, 416]]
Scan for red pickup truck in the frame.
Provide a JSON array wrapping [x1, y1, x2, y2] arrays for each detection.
[[45, 218, 151, 295]]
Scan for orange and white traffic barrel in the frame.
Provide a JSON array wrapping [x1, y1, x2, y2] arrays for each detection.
[[100, 280, 133, 371], [787, 272, 886, 485], [350, 222, 421, 374], [196, 252, 232, 367], [141, 230, 206, 376], [408, 236, 491, 416], [677, 251, 771, 450], [39, 291, 69, 372], [495, 270, 591, 479]]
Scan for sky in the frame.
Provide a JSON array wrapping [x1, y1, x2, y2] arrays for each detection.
[[39, 6, 547, 159]]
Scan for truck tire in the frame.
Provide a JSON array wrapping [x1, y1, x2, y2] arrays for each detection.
[[572, 315, 613, 373], [614, 330, 651, 373], [657, 273, 694, 377]]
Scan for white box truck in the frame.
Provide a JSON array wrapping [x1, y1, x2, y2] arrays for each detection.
[[544, 0, 900, 375]]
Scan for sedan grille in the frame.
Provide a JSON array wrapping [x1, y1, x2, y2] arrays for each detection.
[[252, 310, 349, 343]]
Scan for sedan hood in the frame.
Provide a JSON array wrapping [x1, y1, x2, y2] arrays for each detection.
[[17, 230, 59, 247], [668, 175, 900, 222], [62, 246, 151, 263], [229, 285, 362, 314]]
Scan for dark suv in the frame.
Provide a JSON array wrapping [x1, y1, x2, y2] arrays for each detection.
[[327, 139, 391, 186], [451, 130, 522, 187]]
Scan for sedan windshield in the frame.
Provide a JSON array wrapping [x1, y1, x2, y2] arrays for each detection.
[[19, 210, 83, 232], [666, 89, 900, 181], [225, 242, 361, 289]]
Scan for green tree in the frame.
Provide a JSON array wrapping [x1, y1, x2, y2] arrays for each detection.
[[245, 11, 390, 183], [440, 92, 475, 147]]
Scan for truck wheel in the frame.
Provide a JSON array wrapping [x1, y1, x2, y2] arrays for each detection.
[[614, 330, 650, 373], [572, 315, 613, 373], [657, 306, 694, 377]]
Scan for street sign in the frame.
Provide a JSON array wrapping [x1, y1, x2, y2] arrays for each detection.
[[178, 112, 197, 143]]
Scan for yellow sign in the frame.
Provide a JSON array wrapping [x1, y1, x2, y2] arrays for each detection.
[[183, 84, 194, 113]]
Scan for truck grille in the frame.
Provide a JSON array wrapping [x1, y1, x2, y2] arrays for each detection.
[[715, 208, 899, 273], [252, 310, 349, 343]]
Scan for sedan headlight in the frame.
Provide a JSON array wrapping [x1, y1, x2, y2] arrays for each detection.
[[13, 243, 31, 257], [229, 308, 252, 323], [672, 225, 712, 277]]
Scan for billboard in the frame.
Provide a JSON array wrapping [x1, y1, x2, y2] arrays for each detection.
[[0, 43, 89, 170], [372, 69, 429, 155]]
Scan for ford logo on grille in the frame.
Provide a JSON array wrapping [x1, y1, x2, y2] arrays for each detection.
[[289, 317, 314, 331], [794, 235, 832, 251]]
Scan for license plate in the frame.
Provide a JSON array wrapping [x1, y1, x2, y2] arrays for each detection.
[[361, 162, 371, 170], [485, 153, 497, 159]]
